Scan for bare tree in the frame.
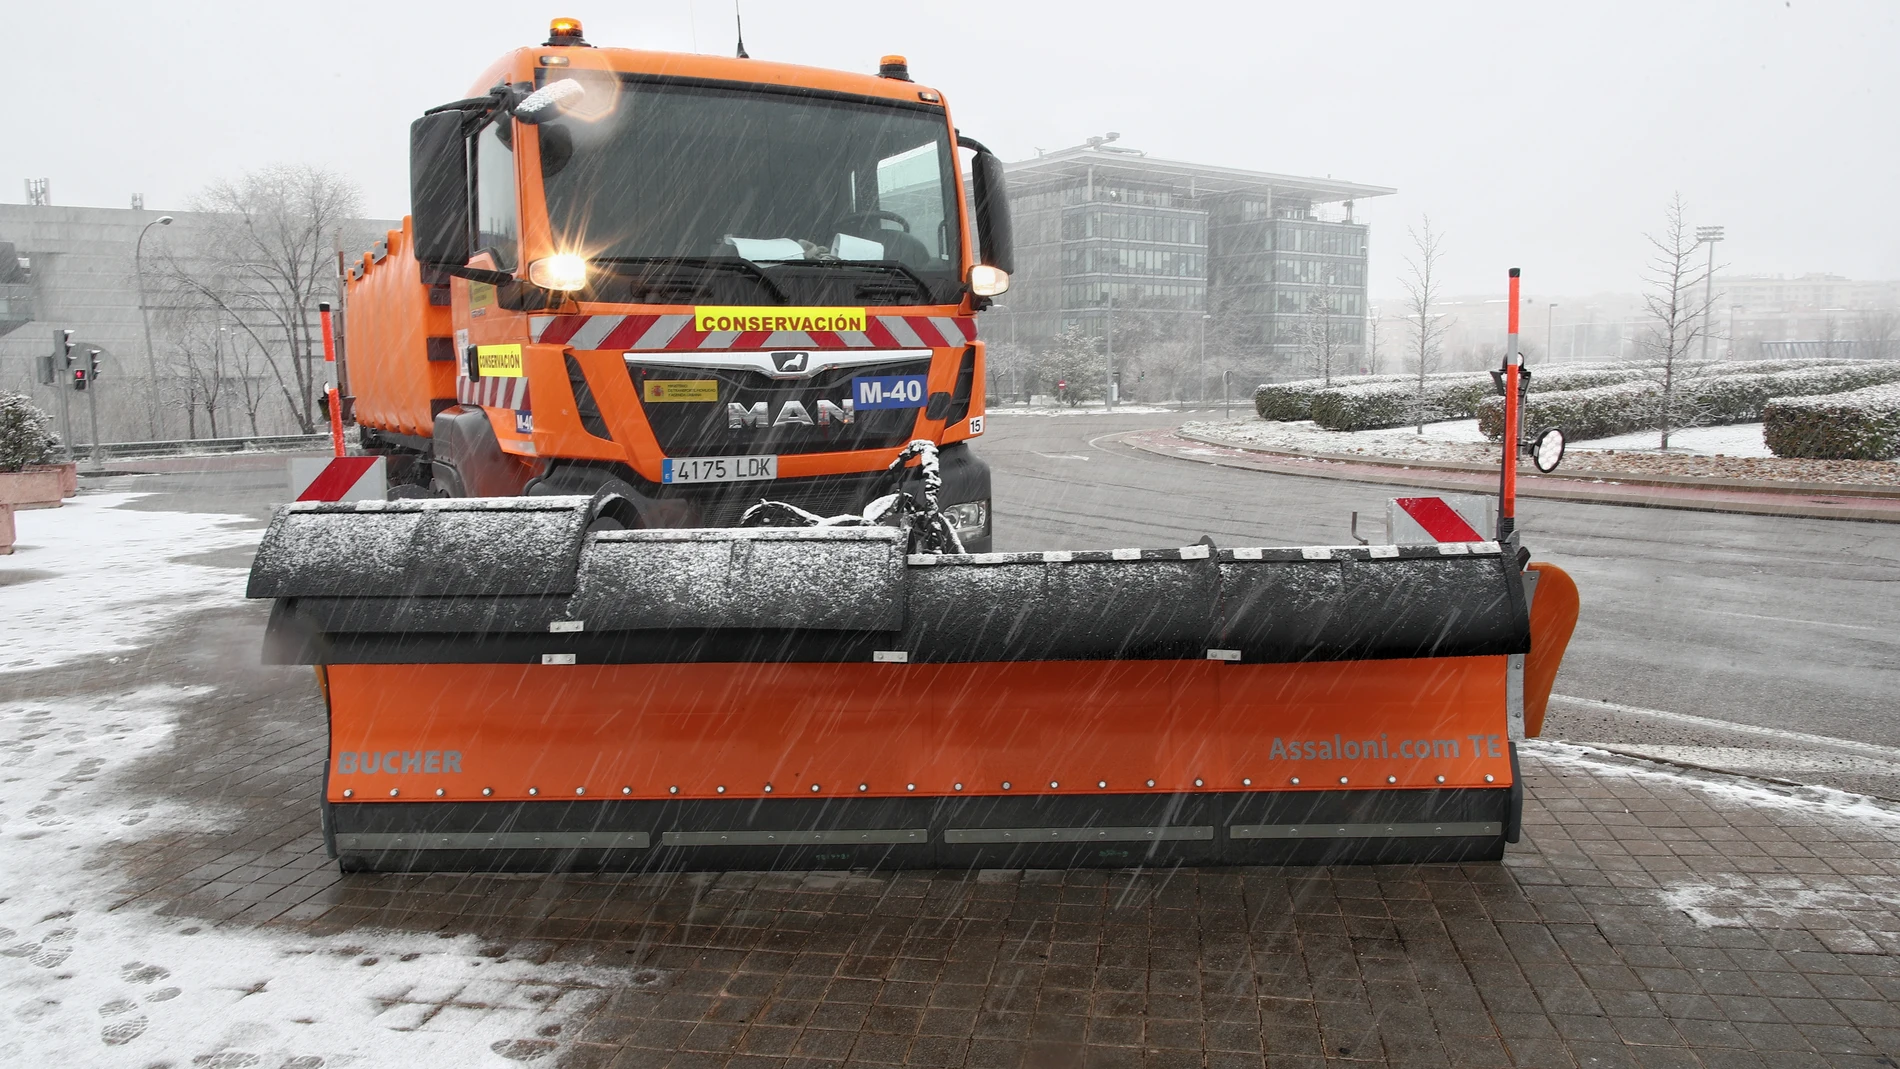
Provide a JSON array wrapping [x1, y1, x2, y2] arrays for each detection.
[[983, 338, 1034, 403], [1296, 279, 1345, 386], [1400, 218, 1452, 433], [1815, 314, 1840, 360], [1635, 194, 1718, 449], [1857, 309, 1899, 361], [191, 166, 365, 433], [153, 290, 230, 438]]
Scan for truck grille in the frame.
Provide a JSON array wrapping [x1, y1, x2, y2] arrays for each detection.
[[628, 355, 927, 457]]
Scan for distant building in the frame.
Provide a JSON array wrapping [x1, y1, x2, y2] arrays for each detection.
[[0, 203, 393, 441], [999, 137, 1394, 384], [1715, 273, 1900, 314]]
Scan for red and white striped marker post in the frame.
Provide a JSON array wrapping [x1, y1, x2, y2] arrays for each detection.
[[288, 300, 384, 502], [1498, 269, 1522, 541], [320, 301, 344, 458]]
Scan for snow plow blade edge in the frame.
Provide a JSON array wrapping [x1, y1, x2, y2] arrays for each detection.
[[247, 497, 1578, 872]]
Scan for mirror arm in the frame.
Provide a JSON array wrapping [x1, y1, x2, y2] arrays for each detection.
[[437, 265, 515, 285]]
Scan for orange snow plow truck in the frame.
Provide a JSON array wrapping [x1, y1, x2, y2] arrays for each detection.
[[249, 19, 1582, 875], [343, 19, 1001, 545]]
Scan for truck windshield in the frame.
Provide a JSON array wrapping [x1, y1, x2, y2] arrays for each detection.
[[539, 77, 964, 304]]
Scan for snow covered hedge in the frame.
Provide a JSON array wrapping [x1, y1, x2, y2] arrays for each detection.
[[1476, 361, 1900, 440], [1474, 381, 1662, 441], [1258, 358, 1893, 431], [1260, 364, 1669, 430], [0, 392, 58, 471], [1307, 374, 1488, 431], [1763, 383, 1900, 460]]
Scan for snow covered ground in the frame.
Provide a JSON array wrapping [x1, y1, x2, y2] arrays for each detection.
[[988, 404, 1180, 417], [0, 495, 619, 1065], [1, 494, 261, 674], [1187, 418, 1792, 462], [1572, 422, 1771, 457]]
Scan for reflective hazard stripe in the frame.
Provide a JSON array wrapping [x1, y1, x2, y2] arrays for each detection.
[[457, 373, 532, 410], [1394, 497, 1485, 543], [529, 314, 977, 350]]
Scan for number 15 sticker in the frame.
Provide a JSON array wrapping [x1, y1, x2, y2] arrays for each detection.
[[968, 416, 984, 435]]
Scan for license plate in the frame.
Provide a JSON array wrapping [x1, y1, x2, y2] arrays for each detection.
[[661, 454, 778, 484]]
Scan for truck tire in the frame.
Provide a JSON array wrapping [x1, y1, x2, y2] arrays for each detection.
[[431, 406, 540, 498], [935, 443, 993, 552]]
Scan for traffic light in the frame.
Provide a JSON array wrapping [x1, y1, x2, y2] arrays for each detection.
[[87, 347, 102, 381], [72, 368, 88, 392], [60, 329, 75, 366]]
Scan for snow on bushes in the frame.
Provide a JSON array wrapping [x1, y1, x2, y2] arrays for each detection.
[[1256, 358, 1895, 433], [1476, 361, 1900, 440], [1261, 365, 1670, 430], [0, 392, 59, 471], [1763, 383, 1900, 460], [1308, 374, 1487, 431], [1476, 381, 1661, 441]]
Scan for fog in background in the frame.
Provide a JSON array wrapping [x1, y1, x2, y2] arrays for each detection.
[[4, 0, 1895, 299]]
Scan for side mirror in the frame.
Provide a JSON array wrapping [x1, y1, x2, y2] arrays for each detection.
[[410, 111, 471, 266], [965, 141, 1014, 273], [1530, 426, 1566, 473]]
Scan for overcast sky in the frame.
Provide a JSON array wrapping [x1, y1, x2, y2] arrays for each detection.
[[5, 1, 1895, 299]]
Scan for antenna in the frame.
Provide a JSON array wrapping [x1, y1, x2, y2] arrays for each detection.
[[735, 1, 748, 58]]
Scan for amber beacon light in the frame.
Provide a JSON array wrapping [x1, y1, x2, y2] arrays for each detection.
[[546, 17, 587, 46]]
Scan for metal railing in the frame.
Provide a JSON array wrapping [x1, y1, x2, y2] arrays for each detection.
[[73, 432, 330, 461]]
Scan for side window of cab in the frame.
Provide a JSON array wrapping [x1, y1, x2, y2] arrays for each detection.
[[474, 120, 520, 270]]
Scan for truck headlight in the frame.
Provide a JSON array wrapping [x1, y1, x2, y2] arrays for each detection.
[[528, 254, 589, 291], [943, 500, 988, 536], [969, 265, 1010, 297]]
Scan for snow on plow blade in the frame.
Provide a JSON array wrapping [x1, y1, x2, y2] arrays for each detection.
[[248, 497, 1578, 873]]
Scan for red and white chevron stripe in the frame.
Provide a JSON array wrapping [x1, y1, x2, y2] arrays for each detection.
[[458, 374, 531, 410], [527, 313, 977, 351]]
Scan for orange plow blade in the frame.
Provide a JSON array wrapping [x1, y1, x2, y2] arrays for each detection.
[[248, 498, 1580, 871]]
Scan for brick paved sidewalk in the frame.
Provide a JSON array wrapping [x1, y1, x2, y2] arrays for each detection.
[[33, 609, 1883, 1069]]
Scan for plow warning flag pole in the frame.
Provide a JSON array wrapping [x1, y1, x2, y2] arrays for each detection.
[[320, 302, 344, 458], [1499, 269, 1522, 541]]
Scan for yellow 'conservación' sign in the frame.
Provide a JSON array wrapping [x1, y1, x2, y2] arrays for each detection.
[[475, 344, 524, 377], [693, 307, 866, 333]]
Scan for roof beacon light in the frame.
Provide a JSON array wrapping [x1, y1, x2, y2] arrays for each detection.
[[878, 55, 911, 81], [546, 17, 588, 46]]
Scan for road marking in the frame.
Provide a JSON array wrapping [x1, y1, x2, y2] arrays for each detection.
[[1033, 452, 1091, 461], [1704, 609, 1881, 632], [1551, 694, 1900, 761]]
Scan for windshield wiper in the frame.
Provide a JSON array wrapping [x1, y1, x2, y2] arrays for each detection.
[[593, 256, 791, 303], [766, 259, 936, 303]]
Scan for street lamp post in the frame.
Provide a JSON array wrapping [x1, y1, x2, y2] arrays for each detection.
[[1199, 312, 1211, 405], [134, 215, 174, 439], [1545, 303, 1557, 365], [1103, 294, 1115, 411], [1696, 226, 1724, 364]]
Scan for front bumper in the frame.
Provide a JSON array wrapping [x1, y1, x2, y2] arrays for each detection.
[[527, 443, 992, 540]]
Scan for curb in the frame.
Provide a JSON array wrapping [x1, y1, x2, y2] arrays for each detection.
[[1113, 430, 1900, 524], [1174, 427, 1900, 500]]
